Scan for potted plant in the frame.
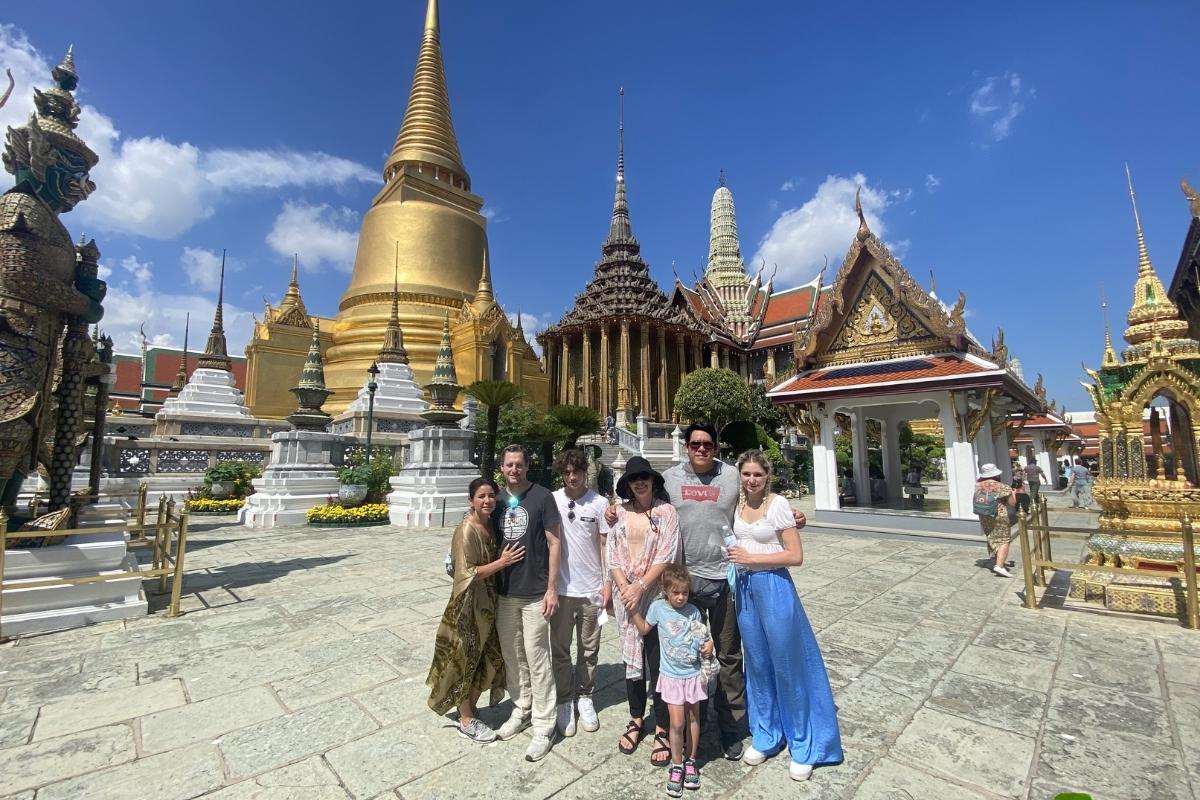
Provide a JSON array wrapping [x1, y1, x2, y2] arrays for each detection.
[[204, 462, 244, 500], [337, 463, 372, 507]]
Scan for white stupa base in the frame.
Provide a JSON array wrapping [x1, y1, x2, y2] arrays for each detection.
[[387, 424, 476, 529], [157, 368, 252, 419], [238, 430, 347, 529], [347, 362, 429, 414], [0, 499, 147, 638]]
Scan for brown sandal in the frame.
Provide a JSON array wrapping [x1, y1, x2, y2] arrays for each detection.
[[650, 731, 671, 767], [618, 719, 643, 755]]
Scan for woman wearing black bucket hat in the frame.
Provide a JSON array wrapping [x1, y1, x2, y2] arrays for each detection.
[[607, 456, 680, 766]]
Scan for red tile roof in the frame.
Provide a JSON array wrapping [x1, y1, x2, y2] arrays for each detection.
[[770, 355, 999, 399], [762, 286, 816, 326]]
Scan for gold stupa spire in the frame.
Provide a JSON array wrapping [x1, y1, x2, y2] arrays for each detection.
[[382, 0, 469, 188], [377, 260, 410, 365], [1101, 289, 1118, 367], [168, 313, 190, 396], [1122, 165, 1187, 351], [473, 248, 495, 311], [197, 250, 232, 371]]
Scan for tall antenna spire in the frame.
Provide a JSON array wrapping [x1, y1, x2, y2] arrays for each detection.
[[1125, 163, 1155, 278], [197, 249, 231, 371], [607, 87, 633, 244]]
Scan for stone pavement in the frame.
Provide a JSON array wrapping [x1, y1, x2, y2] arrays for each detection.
[[1, 511, 1197, 799]]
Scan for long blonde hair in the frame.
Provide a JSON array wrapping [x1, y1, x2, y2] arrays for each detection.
[[736, 449, 773, 511]]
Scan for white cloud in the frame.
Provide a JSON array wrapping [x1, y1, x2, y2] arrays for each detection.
[[969, 72, 1030, 142], [925, 174, 941, 193], [751, 173, 897, 287], [780, 179, 798, 192], [0, 27, 376, 240], [120, 255, 153, 292], [266, 201, 360, 272], [102, 284, 255, 358], [481, 205, 509, 225], [180, 247, 228, 291]]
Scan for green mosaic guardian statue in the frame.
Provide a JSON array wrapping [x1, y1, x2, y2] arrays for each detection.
[[0, 49, 106, 512]]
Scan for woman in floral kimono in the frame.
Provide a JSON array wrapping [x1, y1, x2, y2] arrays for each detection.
[[607, 456, 680, 766], [427, 477, 526, 743]]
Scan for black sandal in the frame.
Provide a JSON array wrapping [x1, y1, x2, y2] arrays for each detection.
[[618, 719, 643, 755], [650, 731, 672, 767]]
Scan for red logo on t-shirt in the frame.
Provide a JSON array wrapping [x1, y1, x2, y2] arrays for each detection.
[[680, 485, 720, 503]]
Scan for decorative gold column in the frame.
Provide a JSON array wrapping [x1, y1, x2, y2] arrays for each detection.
[[559, 334, 570, 405], [639, 325, 651, 418], [618, 320, 631, 414], [657, 328, 668, 421], [582, 329, 592, 410], [600, 324, 610, 415], [692, 336, 703, 372], [546, 338, 558, 403]]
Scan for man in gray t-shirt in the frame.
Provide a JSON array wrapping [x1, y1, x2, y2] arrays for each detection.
[[660, 422, 746, 760]]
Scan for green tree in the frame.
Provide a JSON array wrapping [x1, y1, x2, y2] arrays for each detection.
[[673, 367, 752, 434], [748, 382, 786, 437], [464, 380, 524, 479], [545, 404, 602, 449]]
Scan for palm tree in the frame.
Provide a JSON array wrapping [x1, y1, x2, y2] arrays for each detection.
[[545, 405, 602, 449], [464, 380, 525, 478]]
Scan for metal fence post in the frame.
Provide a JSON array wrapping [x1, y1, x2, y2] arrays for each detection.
[[1017, 510, 1038, 609], [168, 508, 190, 617], [0, 509, 8, 639], [1182, 514, 1199, 631]]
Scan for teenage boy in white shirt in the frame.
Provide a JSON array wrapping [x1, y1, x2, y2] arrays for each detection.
[[549, 447, 612, 737]]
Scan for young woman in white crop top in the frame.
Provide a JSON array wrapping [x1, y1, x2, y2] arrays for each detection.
[[724, 449, 843, 782]]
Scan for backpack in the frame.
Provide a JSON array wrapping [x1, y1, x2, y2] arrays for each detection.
[[972, 483, 1000, 517]]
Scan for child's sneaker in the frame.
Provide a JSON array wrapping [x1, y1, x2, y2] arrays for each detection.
[[666, 764, 684, 797], [683, 758, 700, 790]]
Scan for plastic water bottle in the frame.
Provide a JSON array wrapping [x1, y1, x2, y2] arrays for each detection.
[[721, 524, 736, 551], [722, 524, 739, 588]]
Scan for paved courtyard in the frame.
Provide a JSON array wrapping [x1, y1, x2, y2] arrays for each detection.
[[2, 507, 1198, 799]]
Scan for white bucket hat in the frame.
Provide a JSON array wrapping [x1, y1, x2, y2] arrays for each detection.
[[978, 463, 1002, 479]]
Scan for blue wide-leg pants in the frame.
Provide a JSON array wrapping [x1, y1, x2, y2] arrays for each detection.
[[736, 567, 843, 766]]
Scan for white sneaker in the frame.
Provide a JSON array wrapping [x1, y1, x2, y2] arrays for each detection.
[[992, 564, 1013, 578], [497, 712, 529, 740], [556, 701, 577, 737], [789, 762, 813, 781], [743, 746, 768, 766], [525, 733, 553, 762], [576, 696, 599, 732]]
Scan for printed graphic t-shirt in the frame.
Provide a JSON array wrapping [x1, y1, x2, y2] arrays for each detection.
[[493, 483, 561, 598], [645, 598, 708, 680]]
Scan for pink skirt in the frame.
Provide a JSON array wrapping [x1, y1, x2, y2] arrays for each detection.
[[657, 674, 708, 705]]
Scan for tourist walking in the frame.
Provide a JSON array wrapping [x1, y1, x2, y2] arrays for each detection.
[[606, 456, 680, 766], [426, 477, 523, 744], [492, 445, 563, 762], [549, 448, 611, 737], [1010, 468, 1029, 522], [1022, 459, 1047, 506], [974, 463, 1017, 577], [626, 563, 714, 797], [727, 450, 842, 781], [1067, 459, 1092, 509]]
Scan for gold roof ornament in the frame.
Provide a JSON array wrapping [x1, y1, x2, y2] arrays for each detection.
[[273, 254, 311, 328], [377, 261, 409, 365], [854, 185, 871, 241], [472, 247, 495, 312], [1100, 289, 1119, 367], [197, 250, 232, 372], [1122, 165, 1189, 357], [382, 0, 469, 188], [168, 313, 190, 396], [1182, 177, 1200, 219]]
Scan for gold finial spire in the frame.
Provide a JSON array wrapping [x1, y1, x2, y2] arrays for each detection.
[[607, 87, 634, 244], [1182, 177, 1200, 218], [1101, 287, 1119, 366], [1126, 163, 1155, 278], [197, 249, 231, 371], [383, 0, 469, 189], [473, 248, 495, 309], [169, 313, 191, 395], [377, 258, 410, 365]]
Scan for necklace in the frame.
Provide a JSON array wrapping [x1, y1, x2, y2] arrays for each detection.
[[633, 498, 659, 535]]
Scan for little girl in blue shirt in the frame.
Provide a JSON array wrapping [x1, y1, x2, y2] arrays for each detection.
[[628, 563, 714, 797]]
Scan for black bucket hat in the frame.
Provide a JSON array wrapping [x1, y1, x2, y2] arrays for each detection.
[[616, 456, 666, 501]]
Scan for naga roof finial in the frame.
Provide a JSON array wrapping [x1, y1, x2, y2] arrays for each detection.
[[855, 185, 870, 240]]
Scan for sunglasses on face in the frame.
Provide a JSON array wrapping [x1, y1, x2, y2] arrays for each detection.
[[687, 441, 715, 452]]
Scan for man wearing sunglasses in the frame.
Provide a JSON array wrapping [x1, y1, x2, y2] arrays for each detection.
[[493, 444, 563, 763], [548, 447, 611, 739]]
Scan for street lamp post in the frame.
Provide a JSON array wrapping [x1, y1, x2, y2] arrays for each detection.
[[365, 361, 380, 465]]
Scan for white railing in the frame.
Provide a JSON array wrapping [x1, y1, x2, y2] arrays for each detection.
[[615, 425, 644, 456]]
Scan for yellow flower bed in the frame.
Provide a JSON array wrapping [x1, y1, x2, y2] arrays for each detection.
[[186, 498, 245, 513], [307, 503, 390, 524]]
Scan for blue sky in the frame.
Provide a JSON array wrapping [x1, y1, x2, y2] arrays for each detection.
[[3, 2, 1197, 411]]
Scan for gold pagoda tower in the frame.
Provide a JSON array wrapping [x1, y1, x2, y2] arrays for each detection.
[[246, 0, 546, 417]]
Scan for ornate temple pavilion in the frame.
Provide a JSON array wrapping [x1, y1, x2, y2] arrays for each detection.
[[767, 192, 1046, 535], [537, 129, 822, 423], [243, 0, 547, 418]]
